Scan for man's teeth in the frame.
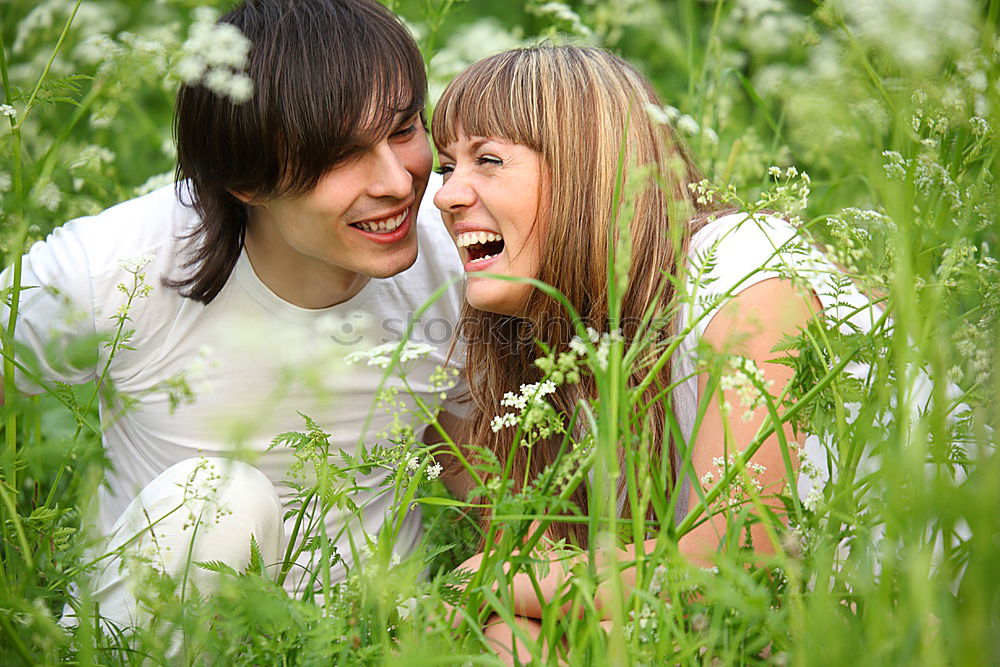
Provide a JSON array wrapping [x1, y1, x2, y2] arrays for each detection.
[[456, 231, 503, 248], [356, 211, 406, 233]]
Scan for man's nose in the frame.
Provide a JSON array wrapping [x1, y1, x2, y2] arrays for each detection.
[[366, 143, 413, 199]]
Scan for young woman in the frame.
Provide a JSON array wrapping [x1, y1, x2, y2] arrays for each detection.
[[431, 45, 852, 661]]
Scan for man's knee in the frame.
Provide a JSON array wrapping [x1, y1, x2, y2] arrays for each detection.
[[108, 457, 283, 572]]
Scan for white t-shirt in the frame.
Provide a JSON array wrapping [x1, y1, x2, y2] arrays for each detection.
[[2, 176, 465, 582], [670, 212, 916, 517]]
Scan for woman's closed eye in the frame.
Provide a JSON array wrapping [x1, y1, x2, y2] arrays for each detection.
[[476, 155, 503, 167], [434, 155, 503, 178]]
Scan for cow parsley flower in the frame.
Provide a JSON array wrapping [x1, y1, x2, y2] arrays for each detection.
[[118, 254, 156, 273], [344, 341, 436, 369], [719, 356, 774, 421], [491, 381, 564, 440], [176, 7, 254, 103]]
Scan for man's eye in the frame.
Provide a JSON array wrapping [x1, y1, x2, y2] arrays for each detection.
[[391, 123, 417, 139]]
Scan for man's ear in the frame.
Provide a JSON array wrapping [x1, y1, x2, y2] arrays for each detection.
[[229, 190, 258, 205]]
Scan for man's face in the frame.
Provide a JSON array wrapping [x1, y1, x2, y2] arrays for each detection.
[[244, 113, 433, 307]]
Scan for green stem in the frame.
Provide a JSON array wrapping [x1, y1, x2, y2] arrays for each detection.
[[0, 608, 34, 666], [11, 0, 84, 131]]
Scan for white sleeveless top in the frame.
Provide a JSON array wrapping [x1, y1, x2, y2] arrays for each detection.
[[668, 212, 926, 521]]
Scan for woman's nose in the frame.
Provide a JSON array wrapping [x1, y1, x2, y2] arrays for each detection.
[[433, 170, 474, 212]]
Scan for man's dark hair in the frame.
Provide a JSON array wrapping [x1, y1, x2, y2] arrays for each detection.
[[169, 0, 427, 303]]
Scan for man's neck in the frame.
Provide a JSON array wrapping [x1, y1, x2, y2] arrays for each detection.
[[243, 219, 370, 309]]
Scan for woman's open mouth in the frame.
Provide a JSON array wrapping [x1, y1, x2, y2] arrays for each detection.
[[456, 230, 505, 270]]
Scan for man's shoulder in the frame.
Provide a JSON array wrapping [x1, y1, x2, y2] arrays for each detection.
[[66, 183, 196, 247], [48, 183, 200, 279]]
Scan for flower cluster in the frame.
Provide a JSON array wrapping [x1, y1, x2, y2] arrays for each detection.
[[624, 602, 661, 644], [428, 364, 460, 401], [175, 7, 254, 103], [404, 453, 442, 481], [759, 165, 811, 214], [527, 1, 594, 39], [718, 356, 774, 422], [345, 341, 436, 370], [490, 379, 563, 442], [704, 453, 768, 504], [569, 326, 623, 371], [644, 102, 719, 144]]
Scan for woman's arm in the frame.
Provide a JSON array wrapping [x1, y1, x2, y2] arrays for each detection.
[[467, 277, 821, 620], [681, 275, 820, 561]]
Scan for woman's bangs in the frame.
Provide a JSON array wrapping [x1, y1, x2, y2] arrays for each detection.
[[433, 55, 536, 149]]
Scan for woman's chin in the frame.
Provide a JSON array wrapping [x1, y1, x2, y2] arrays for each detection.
[[465, 280, 530, 317]]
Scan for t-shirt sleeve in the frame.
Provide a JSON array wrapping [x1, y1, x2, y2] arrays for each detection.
[[679, 213, 815, 342], [0, 222, 100, 392]]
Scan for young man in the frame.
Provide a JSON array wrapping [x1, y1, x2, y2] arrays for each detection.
[[2, 0, 464, 628]]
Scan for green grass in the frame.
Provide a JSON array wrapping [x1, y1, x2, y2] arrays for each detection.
[[1, 0, 998, 664]]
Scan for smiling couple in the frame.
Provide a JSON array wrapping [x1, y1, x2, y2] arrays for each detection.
[[4, 0, 847, 654]]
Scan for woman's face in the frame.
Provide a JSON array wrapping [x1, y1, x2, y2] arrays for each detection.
[[433, 132, 547, 316]]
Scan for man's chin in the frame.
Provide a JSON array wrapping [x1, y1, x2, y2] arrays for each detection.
[[365, 248, 419, 279]]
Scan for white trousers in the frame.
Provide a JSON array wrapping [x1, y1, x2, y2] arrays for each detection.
[[62, 457, 284, 631]]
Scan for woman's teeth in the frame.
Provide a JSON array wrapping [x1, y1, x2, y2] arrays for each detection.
[[456, 231, 503, 247], [456, 231, 505, 262], [355, 211, 406, 233]]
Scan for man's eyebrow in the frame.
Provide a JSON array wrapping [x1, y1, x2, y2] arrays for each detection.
[[392, 109, 420, 125]]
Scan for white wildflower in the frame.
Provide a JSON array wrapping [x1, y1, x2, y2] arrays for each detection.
[[569, 335, 589, 356], [405, 453, 420, 473], [719, 356, 773, 420], [649, 564, 669, 596], [971, 116, 991, 136], [0, 104, 16, 119], [529, 1, 593, 37], [644, 103, 671, 125], [676, 114, 700, 136], [118, 254, 156, 273], [491, 413, 519, 433], [396, 596, 417, 621], [69, 145, 115, 170], [135, 171, 175, 197], [426, 461, 443, 480], [803, 486, 823, 512], [176, 7, 254, 104], [344, 341, 435, 369], [33, 182, 62, 212]]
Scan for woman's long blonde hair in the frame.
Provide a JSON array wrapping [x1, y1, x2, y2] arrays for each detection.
[[432, 45, 712, 546]]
